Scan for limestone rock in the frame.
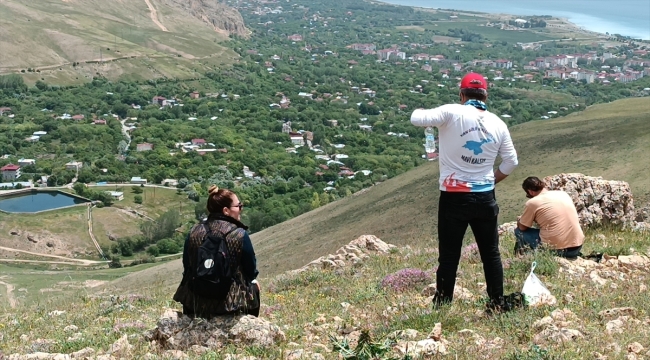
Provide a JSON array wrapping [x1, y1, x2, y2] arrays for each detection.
[[63, 325, 78, 333], [395, 338, 448, 357], [107, 334, 132, 357], [627, 342, 644, 354], [428, 323, 442, 341], [387, 329, 420, 341], [145, 314, 285, 350], [544, 173, 635, 227], [598, 307, 636, 319], [70, 347, 95, 359], [292, 235, 396, 273], [422, 284, 474, 300]]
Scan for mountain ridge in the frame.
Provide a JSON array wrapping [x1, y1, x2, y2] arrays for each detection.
[[0, 0, 246, 83]]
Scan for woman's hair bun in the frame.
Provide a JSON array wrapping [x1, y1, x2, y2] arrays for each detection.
[[208, 185, 219, 194]]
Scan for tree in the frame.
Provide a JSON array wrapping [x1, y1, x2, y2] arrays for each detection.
[[195, 198, 207, 221], [320, 192, 330, 206], [73, 182, 86, 196], [140, 209, 180, 243], [132, 186, 143, 194], [311, 192, 320, 209], [117, 238, 134, 257], [134, 195, 143, 204]]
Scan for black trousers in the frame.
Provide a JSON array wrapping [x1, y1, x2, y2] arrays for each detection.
[[436, 190, 503, 303]]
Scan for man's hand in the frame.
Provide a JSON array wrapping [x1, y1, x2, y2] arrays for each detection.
[[517, 216, 529, 231]]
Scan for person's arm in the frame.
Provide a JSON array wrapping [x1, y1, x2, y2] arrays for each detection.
[[518, 203, 535, 231], [410, 104, 454, 128], [496, 127, 518, 184], [240, 231, 259, 282]]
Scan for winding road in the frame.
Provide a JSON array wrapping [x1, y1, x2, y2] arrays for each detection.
[[144, 0, 168, 32]]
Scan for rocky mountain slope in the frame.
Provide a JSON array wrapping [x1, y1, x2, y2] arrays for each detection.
[[0, 0, 245, 83], [162, 0, 249, 37]]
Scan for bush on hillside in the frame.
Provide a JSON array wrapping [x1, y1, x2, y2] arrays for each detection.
[[380, 268, 433, 293]]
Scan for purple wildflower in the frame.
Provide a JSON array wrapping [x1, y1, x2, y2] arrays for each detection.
[[381, 268, 432, 293], [263, 304, 283, 316]]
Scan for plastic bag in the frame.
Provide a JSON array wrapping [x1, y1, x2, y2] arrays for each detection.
[[521, 262, 556, 306]]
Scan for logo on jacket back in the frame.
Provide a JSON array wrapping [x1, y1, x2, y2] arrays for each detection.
[[462, 138, 492, 155]]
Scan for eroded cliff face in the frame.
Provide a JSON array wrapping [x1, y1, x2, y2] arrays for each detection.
[[163, 0, 249, 37]]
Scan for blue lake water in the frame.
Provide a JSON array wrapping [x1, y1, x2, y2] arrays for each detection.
[[380, 0, 650, 40], [0, 191, 89, 213]]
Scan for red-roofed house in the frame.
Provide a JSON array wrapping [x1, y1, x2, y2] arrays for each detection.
[[94, 119, 106, 125], [0, 107, 11, 116], [136, 143, 154, 152], [72, 114, 85, 121], [1, 164, 21, 181], [190, 91, 200, 99], [288, 34, 303, 42], [191, 138, 206, 146], [152, 96, 166, 106]]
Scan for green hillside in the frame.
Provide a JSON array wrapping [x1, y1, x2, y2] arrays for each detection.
[[99, 97, 650, 294]]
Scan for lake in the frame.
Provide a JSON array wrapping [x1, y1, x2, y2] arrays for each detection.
[[380, 0, 650, 40], [0, 191, 89, 213]]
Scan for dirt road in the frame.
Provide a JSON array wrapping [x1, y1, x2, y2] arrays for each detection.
[[0, 246, 107, 266], [144, 0, 168, 32], [0, 280, 17, 308]]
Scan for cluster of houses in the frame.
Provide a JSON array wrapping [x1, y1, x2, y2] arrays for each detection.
[[0, 160, 82, 182], [345, 41, 649, 85]]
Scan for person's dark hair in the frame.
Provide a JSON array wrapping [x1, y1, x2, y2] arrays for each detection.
[[460, 88, 487, 102], [522, 177, 545, 192], [206, 185, 235, 214]]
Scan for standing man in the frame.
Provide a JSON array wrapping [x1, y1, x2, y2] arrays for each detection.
[[516, 176, 584, 259], [410, 73, 518, 311]]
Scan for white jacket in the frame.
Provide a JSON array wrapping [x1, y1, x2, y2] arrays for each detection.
[[411, 104, 518, 192]]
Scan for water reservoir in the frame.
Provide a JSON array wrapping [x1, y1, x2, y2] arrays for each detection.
[[0, 190, 89, 213]]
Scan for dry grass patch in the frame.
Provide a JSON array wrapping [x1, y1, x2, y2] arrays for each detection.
[[0, 206, 95, 258]]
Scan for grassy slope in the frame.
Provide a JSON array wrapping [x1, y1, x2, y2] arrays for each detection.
[[99, 97, 650, 294], [0, 0, 236, 84], [0, 206, 94, 258]]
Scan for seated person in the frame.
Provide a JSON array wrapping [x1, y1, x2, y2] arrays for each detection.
[[173, 185, 260, 319], [515, 176, 584, 259]]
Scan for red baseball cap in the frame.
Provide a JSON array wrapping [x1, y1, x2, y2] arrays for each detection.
[[460, 73, 487, 90]]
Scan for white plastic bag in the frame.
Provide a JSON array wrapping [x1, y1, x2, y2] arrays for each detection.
[[521, 262, 556, 306]]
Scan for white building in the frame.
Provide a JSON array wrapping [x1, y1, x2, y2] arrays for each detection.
[[106, 191, 124, 201], [243, 166, 255, 178], [65, 161, 83, 171], [161, 179, 178, 187], [18, 158, 36, 166], [130, 177, 147, 184]]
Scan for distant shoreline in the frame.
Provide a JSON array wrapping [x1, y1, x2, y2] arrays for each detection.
[[370, 0, 638, 41]]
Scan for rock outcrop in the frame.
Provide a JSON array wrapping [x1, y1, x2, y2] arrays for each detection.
[[292, 235, 397, 273], [543, 173, 635, 227], [163, 0, 249, 37], [144, 310, 285, 350]]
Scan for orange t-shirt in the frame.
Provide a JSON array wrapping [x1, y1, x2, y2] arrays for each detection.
[[519, 190, 584, 249]]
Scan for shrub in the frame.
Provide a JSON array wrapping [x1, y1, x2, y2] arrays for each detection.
[[380, 268, 432, 293], [134, 195, 143, 204], [146, 245, 160, 257]]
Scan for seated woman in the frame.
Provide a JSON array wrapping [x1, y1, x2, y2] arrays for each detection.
[[173, 185, 260, 318], [515, 177, 584, 259]]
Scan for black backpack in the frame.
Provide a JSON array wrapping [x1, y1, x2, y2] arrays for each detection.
[[189, 224, 236, 300]]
